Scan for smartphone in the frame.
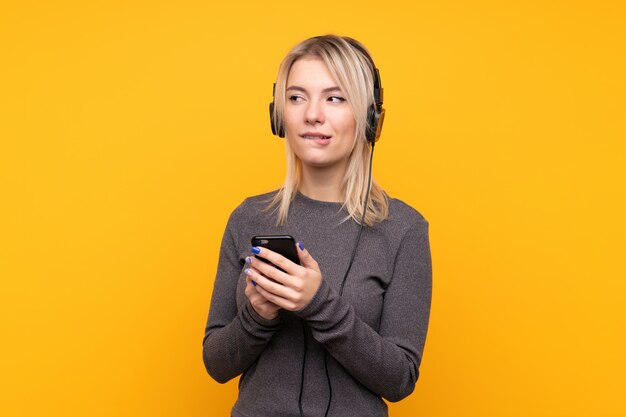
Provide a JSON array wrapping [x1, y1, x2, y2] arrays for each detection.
[[251, 235, 300, 268]]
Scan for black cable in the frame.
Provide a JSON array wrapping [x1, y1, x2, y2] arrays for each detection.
[[323, 142, 376, 417], [298, 320, 307, 417], [339, 141, 375, 297], [296, 143, 376, 417], [323, 350, 332, 417]]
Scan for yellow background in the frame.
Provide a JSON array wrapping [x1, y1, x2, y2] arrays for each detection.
[[1, 1, 625, 416]]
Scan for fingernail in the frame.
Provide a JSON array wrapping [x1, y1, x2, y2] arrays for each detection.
[[298, 241, 304, 251], [245, 256, 252, 264], [251, 280, 257, 286], [251, 246, 261, 254], [244, 268, 251, 275]]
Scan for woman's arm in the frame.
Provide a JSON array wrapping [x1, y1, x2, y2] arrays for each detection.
[[301, 219, 432, 400], [202, 210, 281, 383], [248, 219, 432, 400]]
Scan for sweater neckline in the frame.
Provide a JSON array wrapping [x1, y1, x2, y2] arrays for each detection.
[[295, 191, 345, 208]]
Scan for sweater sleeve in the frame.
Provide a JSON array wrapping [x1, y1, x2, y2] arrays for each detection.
[[202, 207, 281, 383], [295, 219, 432, 401]]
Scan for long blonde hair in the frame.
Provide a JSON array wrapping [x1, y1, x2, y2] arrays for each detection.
[[268, 35, 389, 226]]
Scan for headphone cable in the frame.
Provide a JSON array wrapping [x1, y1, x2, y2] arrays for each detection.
[[298, 320, 307, 417], [339, 141, 375, 297], [297, 142, 375, 417], [323, 141, 376, 417]]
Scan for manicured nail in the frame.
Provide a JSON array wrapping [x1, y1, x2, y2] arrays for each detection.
[[251, 280, 257, 286], [251, 246, 261, 254], [245, 256, 252, 264], [298, 241, 304, 251], [244, 268, 251, 275]]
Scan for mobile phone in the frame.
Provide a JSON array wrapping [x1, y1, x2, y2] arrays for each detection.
[[251, 235, 300, 267]]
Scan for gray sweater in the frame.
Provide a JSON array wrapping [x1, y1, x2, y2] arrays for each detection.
[[203, 191, 432, 417]]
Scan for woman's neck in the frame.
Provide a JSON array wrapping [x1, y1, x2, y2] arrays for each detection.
[[298, 166, 345, 202]]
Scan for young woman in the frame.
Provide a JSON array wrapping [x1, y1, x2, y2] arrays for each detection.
[[203, 35, 432, 417]]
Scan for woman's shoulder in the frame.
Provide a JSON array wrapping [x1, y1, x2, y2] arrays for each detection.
[[377, 195, 429, 241], [386, 196, 428, 226], [240, 190, 279, 207], [227, 190, 279, 224]]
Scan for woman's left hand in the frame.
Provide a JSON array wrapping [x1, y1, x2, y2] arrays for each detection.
[[244, 242, 322, 311]]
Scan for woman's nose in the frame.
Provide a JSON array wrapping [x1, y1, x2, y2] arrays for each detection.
[[304, 100, 324, 125]]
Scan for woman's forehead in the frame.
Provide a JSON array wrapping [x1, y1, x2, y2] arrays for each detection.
[[287, 57, 340, 90]]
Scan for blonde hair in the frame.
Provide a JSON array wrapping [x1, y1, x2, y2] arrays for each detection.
[[268, 35, 389, 226]]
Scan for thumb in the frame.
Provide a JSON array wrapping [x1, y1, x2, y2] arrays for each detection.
[[296, 241, 319, 271]]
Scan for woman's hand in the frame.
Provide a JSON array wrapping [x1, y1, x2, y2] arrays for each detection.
[[244, 242, 322, 312], [244, 275, 281, 320]]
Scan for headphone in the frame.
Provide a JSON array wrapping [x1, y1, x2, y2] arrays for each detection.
[[269, 39, 385, 143]]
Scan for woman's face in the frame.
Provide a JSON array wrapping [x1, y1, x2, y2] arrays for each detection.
[[283, 56, 356, 174]]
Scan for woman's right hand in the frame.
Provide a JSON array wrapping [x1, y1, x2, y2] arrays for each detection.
[[245, 275, 281, 320]]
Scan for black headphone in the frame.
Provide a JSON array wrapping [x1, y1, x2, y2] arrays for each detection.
[[269, 39, 385, 143]]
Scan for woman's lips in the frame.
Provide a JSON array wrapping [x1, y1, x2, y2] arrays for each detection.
[[301, 133, 332, 145], [301, 134, 331, 139]]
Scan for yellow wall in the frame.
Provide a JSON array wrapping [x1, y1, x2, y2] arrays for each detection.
[[2, 1, 624, 416]]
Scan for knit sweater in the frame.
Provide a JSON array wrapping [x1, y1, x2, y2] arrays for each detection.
[[203, 191, 432, 417]]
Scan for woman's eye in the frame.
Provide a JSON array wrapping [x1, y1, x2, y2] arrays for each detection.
[[289, 95, 304, 102], [328, 96, 346, 103]]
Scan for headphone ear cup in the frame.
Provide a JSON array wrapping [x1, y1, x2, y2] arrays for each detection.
[[366, 105, 376, 143], [269, 102, 277, 136], [269, 102, 285, 138], [366, 104, 384, 143]]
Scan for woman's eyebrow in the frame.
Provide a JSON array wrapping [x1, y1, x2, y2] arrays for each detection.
[[286, 85, 342, 93]]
